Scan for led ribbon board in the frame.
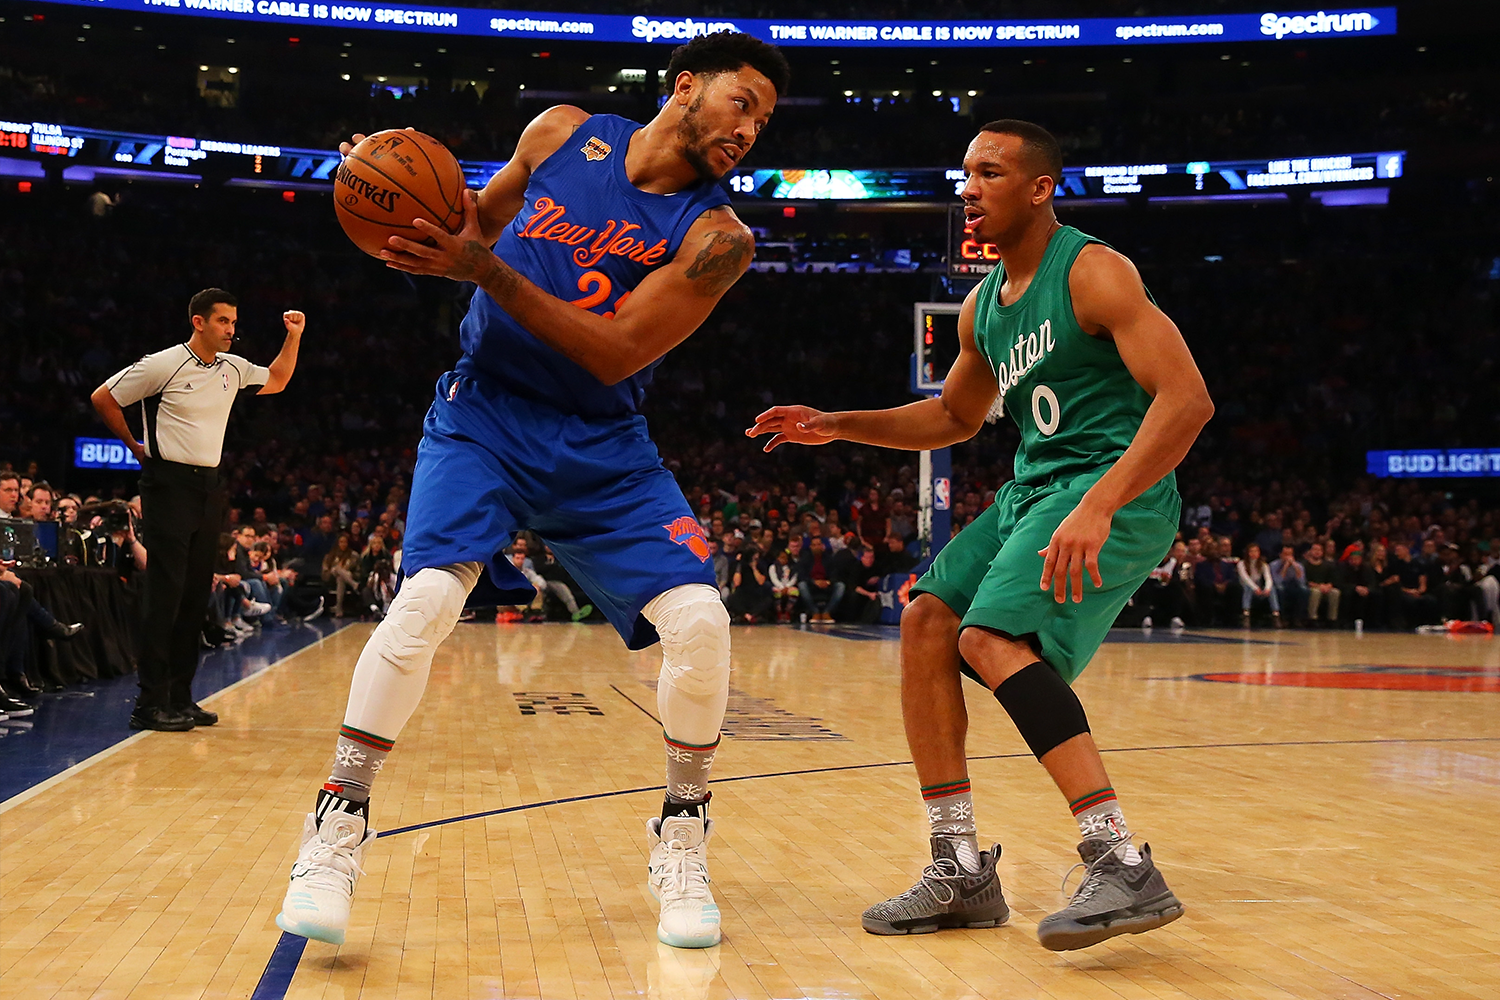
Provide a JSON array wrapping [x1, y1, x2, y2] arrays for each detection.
[[729, 152, 1405, 203], [0, 118, 508, 188], [17, 1, 1396, 47], [0, 120, 1403, 211], [1368, 450, 1500, 478]]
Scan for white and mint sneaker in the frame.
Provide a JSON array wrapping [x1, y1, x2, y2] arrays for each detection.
[[646, 814, 722, 948], [276, 809, 375, 945]]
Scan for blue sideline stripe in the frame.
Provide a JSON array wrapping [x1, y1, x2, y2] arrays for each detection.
[[0, 619, 348, 803], [250, 932, 309, 1000]]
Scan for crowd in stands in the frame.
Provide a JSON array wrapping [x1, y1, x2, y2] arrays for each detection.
[[1, 70, 1497, 718]]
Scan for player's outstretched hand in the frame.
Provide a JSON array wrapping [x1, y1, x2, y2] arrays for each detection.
[[746, 405, 839, 453], [1037, 501, 1111, 604], [381, 189, 491, 282]]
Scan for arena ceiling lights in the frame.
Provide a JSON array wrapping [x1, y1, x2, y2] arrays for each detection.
[[19, 1, 1396, 48]]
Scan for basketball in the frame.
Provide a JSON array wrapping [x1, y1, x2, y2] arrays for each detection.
[[333, 128, 466, 258]]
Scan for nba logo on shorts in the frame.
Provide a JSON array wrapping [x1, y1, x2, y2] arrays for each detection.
[[446, 377, 461, 402], [664, 516, 711, 562], [581, 137, 612, 162]]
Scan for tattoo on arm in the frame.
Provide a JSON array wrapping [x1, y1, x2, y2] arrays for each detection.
[[457, 240, 523, 302], [684, 228, 753, 297]]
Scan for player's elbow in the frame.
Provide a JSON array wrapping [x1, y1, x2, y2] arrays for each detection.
[[1191, 388, 1215, 427], [592, 352, 646, 387], [592, 364, 630, 387], [89, 384, 113, 414]]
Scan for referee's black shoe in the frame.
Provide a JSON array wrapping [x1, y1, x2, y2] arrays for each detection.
[[3, 674, 41, 699], [129, 706, 196, 731], [179, 703, 219, 727], [0, 695, 34, 717]]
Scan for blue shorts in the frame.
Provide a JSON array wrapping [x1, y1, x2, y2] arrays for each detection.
[[401, 370, 715, 649]]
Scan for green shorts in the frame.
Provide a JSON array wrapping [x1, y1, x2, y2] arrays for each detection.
[[911, 471, 1179, 684]]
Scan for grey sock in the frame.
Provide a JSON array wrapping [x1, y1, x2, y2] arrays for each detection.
[[664, 734, 719, 801], [925, 786, 981, 872], [328, 726, 393, 804], [1075, 798, 1142, 865]]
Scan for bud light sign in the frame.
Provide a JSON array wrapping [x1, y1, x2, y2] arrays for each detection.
[[75, 437, 141, 470], [1368, 449, 1500, 478]]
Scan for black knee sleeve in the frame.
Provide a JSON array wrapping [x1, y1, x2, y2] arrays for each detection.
[[993, 661, 1090, 759]]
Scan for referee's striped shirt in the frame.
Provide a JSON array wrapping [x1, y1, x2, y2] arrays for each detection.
[[106, 344, 270, 468]]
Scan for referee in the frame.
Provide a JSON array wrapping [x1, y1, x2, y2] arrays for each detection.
[[90, 288, 304, 731]]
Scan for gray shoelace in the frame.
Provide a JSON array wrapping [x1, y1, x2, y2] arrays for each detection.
[[1060, 835, 1136, 905], [896, 856, 967, 908]]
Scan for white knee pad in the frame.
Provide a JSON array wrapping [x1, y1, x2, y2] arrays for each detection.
[[643, 584, 731, 699], [378, 562, 482, 675]]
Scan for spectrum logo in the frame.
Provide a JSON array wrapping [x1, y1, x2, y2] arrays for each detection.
[[631, 16, 738, 42], [1260, 11, 1378, 40]]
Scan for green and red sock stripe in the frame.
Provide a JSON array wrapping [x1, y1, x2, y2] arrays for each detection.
[[1069, 787, 1117, 815], [339, 724, 395, 753], [664, 734, 721, 752], [920, 778, 972, 801]]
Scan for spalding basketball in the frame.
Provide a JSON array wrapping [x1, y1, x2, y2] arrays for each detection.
[[334, 129, 466, 257]]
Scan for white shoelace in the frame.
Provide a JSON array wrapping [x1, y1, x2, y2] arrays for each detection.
[[656, 838, 712, 900], [296, 837, 366, 892]]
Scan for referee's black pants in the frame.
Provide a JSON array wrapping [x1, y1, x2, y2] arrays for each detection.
[[138, 458, 226, 711]]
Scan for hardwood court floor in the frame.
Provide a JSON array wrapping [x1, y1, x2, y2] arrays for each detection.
[[2, 622, 1498, 1000]]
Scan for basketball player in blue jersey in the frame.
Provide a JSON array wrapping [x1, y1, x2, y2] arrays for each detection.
[[276, 32, 789, 950]]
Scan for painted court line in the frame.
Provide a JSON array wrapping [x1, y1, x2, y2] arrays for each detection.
[[250, 732, 1500, 998], [0, 622, 353, 814]]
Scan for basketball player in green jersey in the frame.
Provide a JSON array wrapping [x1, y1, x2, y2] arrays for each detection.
[[748, 119, 1214, 951]]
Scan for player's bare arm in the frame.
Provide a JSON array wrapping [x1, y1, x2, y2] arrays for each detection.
[[746, 285, 996, 452], [258, 310, 306, 395], [1036, 243, 1215, 604], [471, 105, 590, 243], [384, 202, 755, 386]]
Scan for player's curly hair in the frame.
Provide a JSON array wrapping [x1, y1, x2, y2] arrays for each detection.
[[667, 31, 791, 98]]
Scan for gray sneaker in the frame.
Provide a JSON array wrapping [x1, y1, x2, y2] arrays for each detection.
[[1037, 839, 1184, 951], [862, 837, 1010, 935]]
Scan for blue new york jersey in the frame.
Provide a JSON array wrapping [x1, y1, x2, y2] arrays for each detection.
[[457, 114, 731, 418], [404, 113, 728, 649]]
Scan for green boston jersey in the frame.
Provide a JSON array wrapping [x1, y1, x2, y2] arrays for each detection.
[[972, 224, 1170, 490]]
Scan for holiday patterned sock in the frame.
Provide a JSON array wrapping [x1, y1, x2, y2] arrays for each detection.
[[325, 723, 394, 807], [922, 778, 981, 872], [664, 734, 718, 804], [1070, 787, 1142, 865]]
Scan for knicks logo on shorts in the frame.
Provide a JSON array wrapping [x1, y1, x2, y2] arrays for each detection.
[[664, 516, 711, 562], [581, 137, 612, 162]]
